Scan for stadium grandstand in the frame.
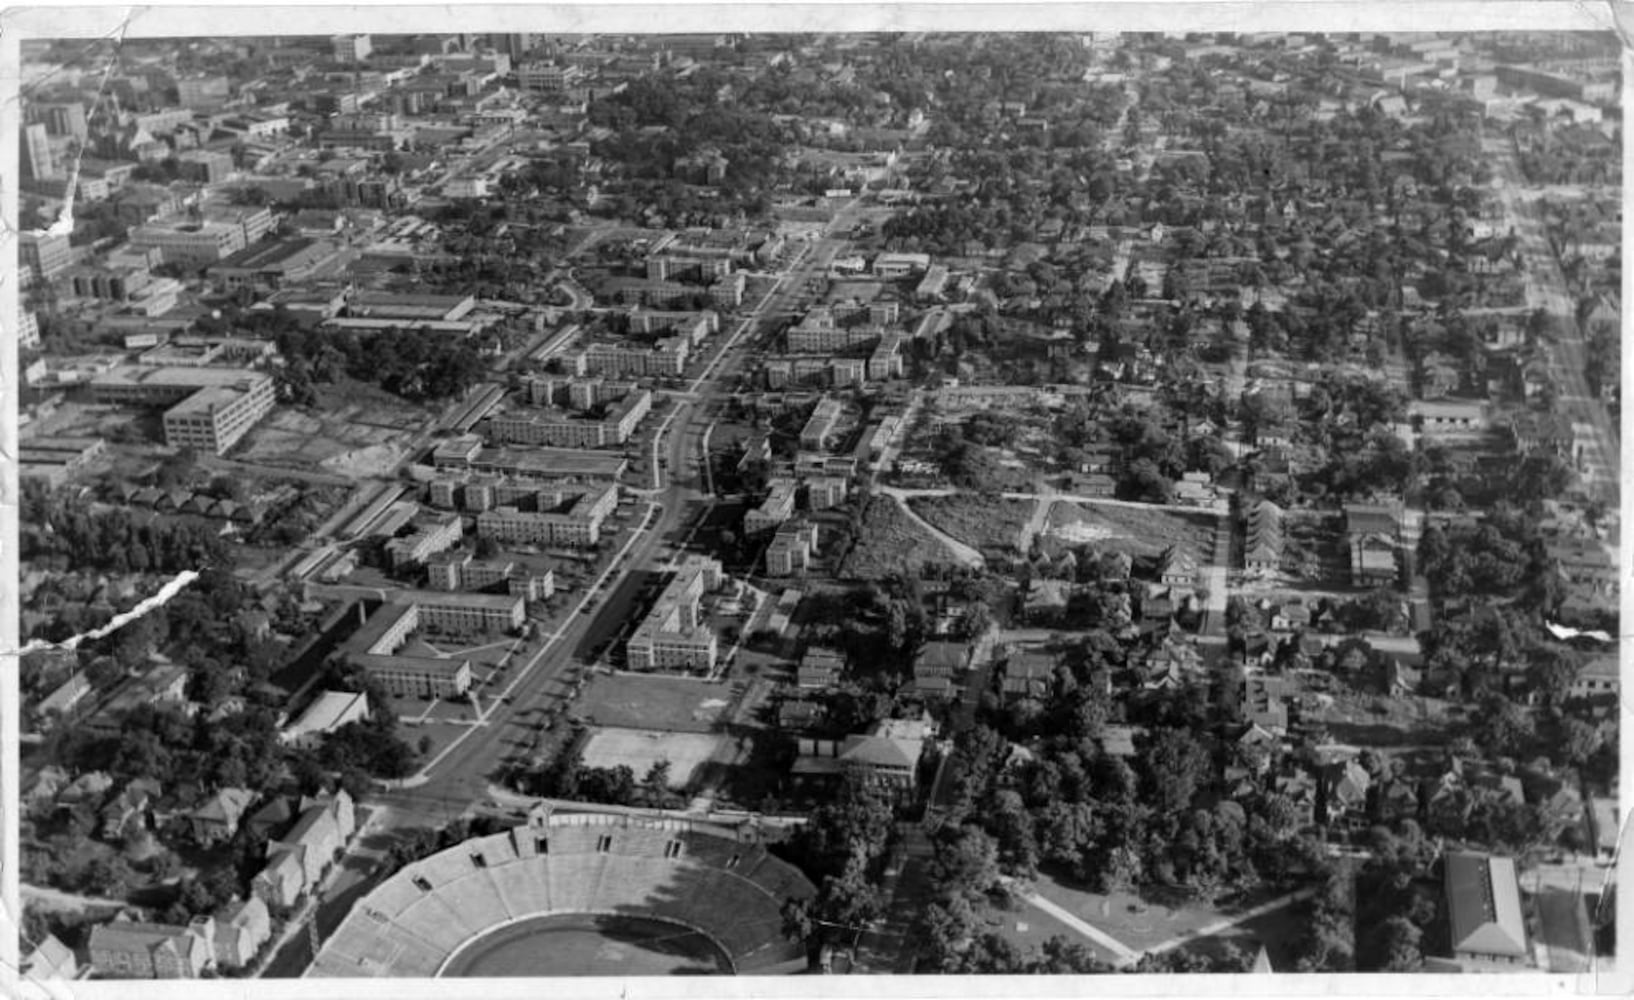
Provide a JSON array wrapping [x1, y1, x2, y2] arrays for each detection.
[[306, 806, 815, 977]]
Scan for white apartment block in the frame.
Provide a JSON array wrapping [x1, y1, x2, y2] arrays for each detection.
[[626, 556, 722, 672]]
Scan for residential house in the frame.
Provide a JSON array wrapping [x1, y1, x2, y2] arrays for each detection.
[[21, 933, 77, 981], [100, 778, 161, 840], [1156, 545, 1198, 589], [87, 918, 213, 979], [1569, 654, 1619, 703], [205, 896, 271, 970], [913, 641, 972, 684], [1243, 499, 1284, 575], [252, 789, 355, 908], [189, 787, 256, 846], [796, 647, 845, 690], [1002, 649, 1055, 702]]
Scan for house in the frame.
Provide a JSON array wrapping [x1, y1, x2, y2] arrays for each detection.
[[1002, 649, 1055, 701], [796, 647, 845, 690], [1324, 759, 1371, 822], [1243, 499, 1284, 575], [252, 789, 355, 908], [913, 641, 972, 682], [1444, 852, 1529, 966], [21, 933, 78, 981], [778, 699, 823, 732], [208, 896, 272, 970], [189, 787, 256, 846], [100, 777, 161, 840], [1156, 545, 1198, 588], [87, 918, 214, 979], [1569, 653, 1619, 702]]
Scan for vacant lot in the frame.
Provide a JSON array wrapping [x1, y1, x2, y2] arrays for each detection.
[[236, 379, 426, 473], [580, 727, 730, 787], [574, 671, 734, 733], [908, 495, 1036, 554], [837, 495, 968, 579], [1045, 500, 1212, 562]]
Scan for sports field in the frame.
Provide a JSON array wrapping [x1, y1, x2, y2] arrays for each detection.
[[580, 727, 729, 787], [442, 914, 731, 976]]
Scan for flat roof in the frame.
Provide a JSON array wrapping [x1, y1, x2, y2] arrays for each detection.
[[354, 652, 472, 676], [474, 446, 627, 477], [213, 236, 328, 270], [91, 365, 270, 391]]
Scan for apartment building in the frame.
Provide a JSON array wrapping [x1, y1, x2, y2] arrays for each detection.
[[383, 512, 463, 568], [766, 522, 819, 577], [425, 551, 556, 601], [581, 337, 689, 377], [799, 397, 844, 451], [626, 556, 723, 672], [486, 388, 652, 448], [20, 230, 72, 279], [745, 478, 798, 535], [475, 482, 618, 547]]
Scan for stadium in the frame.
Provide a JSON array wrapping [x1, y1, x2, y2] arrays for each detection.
[[307, 807, 816, 977]]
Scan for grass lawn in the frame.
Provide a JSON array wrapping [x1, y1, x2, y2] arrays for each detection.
[[985, 896, 1125, 967], [573, 671, 734, 733], [838, 495, 967, 580], [1030, 870, 1287, 955], [1159, 895, 1311, 970], [397, 720, 471, 762], [1045, 500, 1213, 562], [907, 494, 1037, 554]]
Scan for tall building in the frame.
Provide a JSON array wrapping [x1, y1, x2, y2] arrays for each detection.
[[35, 101, 88, 142], [21, 122, 54, 181], [331, 34, 372, 63], [20, 231, 72, 279]]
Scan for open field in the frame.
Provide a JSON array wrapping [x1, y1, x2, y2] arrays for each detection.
[[574, 672, 733, 733], [837, 495, 967, 579], [1044, 500, 1213, 562], [580, 727, 730, 787], [235, 379, 426, 473], [907, 495, 1037, 554]]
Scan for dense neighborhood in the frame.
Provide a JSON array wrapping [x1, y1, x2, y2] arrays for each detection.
[[14, 28, 1620, 982]]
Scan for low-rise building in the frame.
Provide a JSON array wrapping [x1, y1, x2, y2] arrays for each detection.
[[279, 690, 370, 750], [88, 919, 213, 979], [253, 789, 356, 909], [745, 478, 798, 535], [1444, 851, 1529, 967], [799, 397, 843, 451]]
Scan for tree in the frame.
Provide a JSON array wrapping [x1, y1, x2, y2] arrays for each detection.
[[1376, 915, 1424, 971], [931, 824, 1002, 903]]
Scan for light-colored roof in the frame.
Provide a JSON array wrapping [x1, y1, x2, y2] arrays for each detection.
[[1445, 852, 1527, 958]]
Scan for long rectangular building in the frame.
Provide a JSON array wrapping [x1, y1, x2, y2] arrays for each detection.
[[474, 483, 618, 547], [485, 389, 652, 448]]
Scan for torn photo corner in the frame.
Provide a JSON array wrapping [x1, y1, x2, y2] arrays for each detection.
[[0, 2, 1630, 998]]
